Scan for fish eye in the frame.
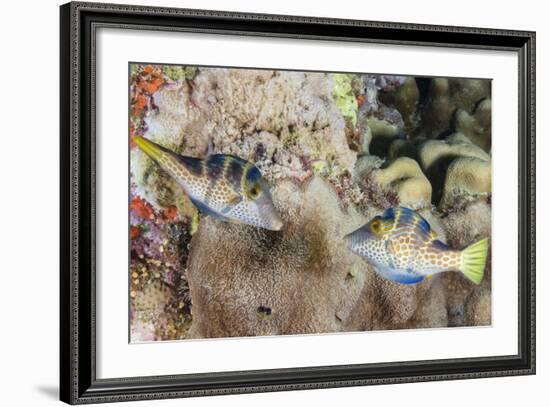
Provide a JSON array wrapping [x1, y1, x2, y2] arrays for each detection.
[[370, 218, 382, 234], [248, 183, 262, 200]]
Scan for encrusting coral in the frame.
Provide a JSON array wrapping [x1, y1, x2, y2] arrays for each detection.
[[128, 64, 492, 340]]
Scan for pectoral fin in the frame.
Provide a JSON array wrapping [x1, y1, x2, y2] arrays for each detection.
[[220, 194, 242, 215]]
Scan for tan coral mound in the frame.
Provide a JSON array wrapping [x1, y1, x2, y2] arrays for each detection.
[[418, 136, 491, 207], [371, 157, 432, 209], [454, 98, 492, 151], [441, 156, 491, 209]]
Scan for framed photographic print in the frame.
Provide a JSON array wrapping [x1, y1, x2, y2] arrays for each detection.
[[60, 1, 536, 404]]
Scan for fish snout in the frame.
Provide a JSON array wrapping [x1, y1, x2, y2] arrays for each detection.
[[268, 213, 283, 231], [343, 233, 354, 250]]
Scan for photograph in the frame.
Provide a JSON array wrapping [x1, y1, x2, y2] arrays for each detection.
[[57, 2, 536, 403], [128, 63, 492, 342]]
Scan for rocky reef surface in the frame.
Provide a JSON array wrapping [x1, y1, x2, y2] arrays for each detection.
[[129, 64, 491, 341]]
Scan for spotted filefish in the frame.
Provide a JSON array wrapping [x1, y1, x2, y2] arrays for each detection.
[[134, 136, 283, 231], [344, 207, 488, 284]]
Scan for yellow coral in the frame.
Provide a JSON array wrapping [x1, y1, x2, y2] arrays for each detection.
[[440, 157, 491, 208], [416, 134, 491, 209], [332, 73, 358, 126], [372, 157, 432, 208]]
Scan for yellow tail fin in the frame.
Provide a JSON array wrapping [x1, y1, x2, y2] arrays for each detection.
[[460, 238, 489, 284]]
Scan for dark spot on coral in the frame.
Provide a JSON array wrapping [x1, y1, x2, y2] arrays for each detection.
[[369, 135, 398, 158], [424, 153, 462, 206], [257, 306, 272, 318], [255, 76, 266, 86], [447, 305, 465, 327], [254, 142, 266, 161], [257, 305, 271, 314]]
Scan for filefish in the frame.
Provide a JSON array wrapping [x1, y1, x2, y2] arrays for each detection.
[[344, 207, 489, 285], [134, 136, 283, 231]]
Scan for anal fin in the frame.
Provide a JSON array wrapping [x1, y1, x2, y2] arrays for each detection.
[[375, 265, 425, 285]]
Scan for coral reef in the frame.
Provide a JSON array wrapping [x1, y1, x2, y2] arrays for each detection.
[[128, 64, 492, 341]]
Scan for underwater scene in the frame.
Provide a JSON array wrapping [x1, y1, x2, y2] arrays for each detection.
[[129, 63, 492, 342]]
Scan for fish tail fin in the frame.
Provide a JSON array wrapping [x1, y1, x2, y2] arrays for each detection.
[[460, 238, 489, 284]]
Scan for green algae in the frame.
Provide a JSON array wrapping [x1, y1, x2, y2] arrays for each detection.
[[332, 73, 358, 127]]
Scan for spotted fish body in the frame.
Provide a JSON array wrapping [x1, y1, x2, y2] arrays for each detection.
[[134, 136, 283, 230], [345, 207, 488, 285]]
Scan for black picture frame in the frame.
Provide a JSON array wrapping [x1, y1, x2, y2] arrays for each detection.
[[60, 1, 536, 404]]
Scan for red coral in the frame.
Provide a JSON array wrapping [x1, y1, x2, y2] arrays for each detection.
[[129, 122, 136, 148], [136, 65, 164, 93], [130, 65, 165, 119], [130, 226, 141, 239], [163, 205, 178, 221], [131, 196, 155, 220], [132, 93, 147, 117]]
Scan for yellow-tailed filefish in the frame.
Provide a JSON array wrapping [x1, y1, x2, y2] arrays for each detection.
[[344, 207, 488, 284], [134, 136, 283, 231]]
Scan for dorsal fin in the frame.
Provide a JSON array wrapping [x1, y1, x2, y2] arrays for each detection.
[[206, 139, 214, 158], [205, 154, 226, 181], [393, 207, 433, 238]]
